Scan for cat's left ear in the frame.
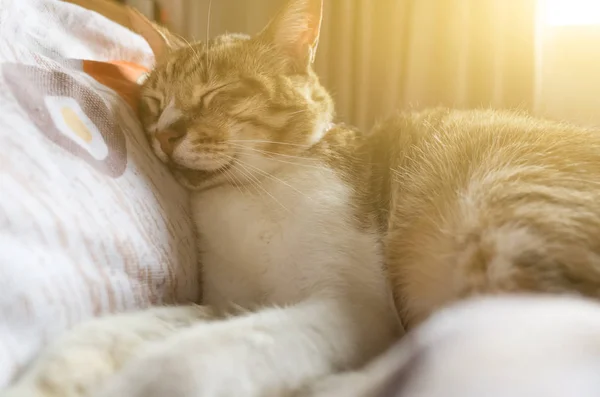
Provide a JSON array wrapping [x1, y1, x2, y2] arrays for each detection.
[[128, 7, 186, 65], [259, 0, 324, 70]]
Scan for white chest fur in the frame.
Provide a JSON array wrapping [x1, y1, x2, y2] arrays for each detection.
[[191, 164, 387, 309]]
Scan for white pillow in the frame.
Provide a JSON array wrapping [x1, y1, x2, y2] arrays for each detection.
[[0, 0, 199, 386]]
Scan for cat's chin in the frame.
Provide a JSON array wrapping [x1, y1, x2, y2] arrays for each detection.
[[170, 162, 233, 192], [172, 169, 213, 191]]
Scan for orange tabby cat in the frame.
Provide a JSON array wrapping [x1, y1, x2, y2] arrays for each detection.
[[6, 0, 600, 396]]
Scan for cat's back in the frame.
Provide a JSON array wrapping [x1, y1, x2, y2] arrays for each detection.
[[375, 108, 600, 178], [374, 108, 600, 327]]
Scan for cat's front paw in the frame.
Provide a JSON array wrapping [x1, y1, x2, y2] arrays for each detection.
[[94, 323, 281, 397], [93, 349, 203, 397], [3, 305, 214, 397]]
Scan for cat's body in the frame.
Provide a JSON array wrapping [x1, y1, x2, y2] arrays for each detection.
[[369, 108, 600, 327], [6, 0, 600, 396]]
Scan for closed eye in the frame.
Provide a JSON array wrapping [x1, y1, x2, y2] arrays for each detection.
[[193, 82, 239, 110], [143, 95, 162, 114]]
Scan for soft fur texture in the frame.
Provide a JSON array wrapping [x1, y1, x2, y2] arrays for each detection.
[[6, 0, 600, 396], [368, 108, 600, 328]]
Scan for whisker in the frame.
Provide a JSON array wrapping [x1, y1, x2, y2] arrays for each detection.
[[228, 140, 313, 148], [205, 0, 213, 71], [176, 33, 200, 60], [219, 153, 292, 213], [231, 145, 336, 171], [287, 109, 312, 116], [220, 157, 255, 197], [228, 143, 318, 161], [229, 173, 250, 196], [233, 156, 315, 203], [217, 153, 262, 197], [229, 162, 263, 196], [238, 151, 330, 172], [217, 164, 245, 195], [232, 162, 292, 214]]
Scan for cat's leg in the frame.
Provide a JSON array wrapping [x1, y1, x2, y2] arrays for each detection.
[[3, 305, 215, 397], [94, 295, 399, 397]]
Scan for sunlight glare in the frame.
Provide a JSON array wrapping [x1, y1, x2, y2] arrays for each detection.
[[542, 0, 600, 26]]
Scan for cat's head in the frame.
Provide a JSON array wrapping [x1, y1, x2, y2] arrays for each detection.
[[138, 0, 333, 190]]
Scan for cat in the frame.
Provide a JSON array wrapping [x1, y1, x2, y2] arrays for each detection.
[[6, 0, 600, 396]]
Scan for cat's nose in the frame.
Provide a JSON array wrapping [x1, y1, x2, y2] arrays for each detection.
[[156, 130, 184, 156]]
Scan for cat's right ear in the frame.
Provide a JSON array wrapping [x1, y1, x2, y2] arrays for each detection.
[[128, 7, 186, 65], [259, 0, 324, 71]]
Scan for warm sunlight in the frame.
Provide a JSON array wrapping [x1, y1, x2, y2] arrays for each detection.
[[541, 0, 600, 26]]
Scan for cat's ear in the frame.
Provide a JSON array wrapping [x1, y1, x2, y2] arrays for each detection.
[[128, 7, 186, 65], [259, 0, 324, 70]]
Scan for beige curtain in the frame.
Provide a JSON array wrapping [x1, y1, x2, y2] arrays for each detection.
[[317, 0, 537, 129], [163, 0, 537, 131]]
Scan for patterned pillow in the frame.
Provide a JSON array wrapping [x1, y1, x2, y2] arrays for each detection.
[[0, 0, 199, 386]]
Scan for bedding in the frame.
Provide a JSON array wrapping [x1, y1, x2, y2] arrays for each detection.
[[0, 0, 199, 387]]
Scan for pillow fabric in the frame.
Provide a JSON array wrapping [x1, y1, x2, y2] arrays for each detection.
[[0, 0, 199, 386]]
